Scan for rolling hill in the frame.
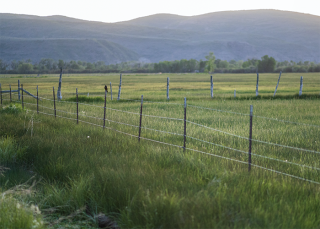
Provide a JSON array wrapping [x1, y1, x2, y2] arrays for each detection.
[[0, 10, 319, 64]]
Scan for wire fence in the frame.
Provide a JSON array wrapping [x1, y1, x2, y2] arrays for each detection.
[[1, 85, 320, 185]]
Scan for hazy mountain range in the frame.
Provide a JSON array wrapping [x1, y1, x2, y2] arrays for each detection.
[[0, 10, 319, 64]]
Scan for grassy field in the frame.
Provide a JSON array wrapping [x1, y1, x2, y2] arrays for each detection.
[[0, 72, 320, 228]]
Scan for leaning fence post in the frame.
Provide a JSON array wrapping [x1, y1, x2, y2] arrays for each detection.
[[10, 85, 12, 102], [117, 74, 122, 100], [256, 73, 259, 96], [273, 71, 282, 97], [299, 76, 303, 96], [0, 83, 2, 105], [21, 84, 24, 109], [248, 105, 253, 172], [138, 95, 143, 142], [110, 82, 113, 100], [37, 85, 39, 114], [53, 87, 56, 118], [210, 75, 213, 98], [76, 88, 79, 124], [103, 87, 107, 128], [167, 77, 170, 100], [18, 80, 20, 100], [183, 97, 187, 151]]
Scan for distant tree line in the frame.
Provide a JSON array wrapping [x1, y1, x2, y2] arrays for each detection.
[[0, 54, 319, 74]]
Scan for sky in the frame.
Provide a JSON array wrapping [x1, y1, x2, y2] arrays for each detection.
[[1, 0, 319, 23]]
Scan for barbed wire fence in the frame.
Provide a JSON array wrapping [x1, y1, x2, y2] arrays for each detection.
[[0, 84, 320, 186]]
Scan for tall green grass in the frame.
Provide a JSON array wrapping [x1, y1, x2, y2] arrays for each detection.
[[0, 73, 319, 228]]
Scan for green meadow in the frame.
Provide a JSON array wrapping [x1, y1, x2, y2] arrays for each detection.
[[0, 72, 320, 228]]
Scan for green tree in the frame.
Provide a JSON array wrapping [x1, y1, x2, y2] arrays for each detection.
[[204, 52, 216, 73], [0, 60, 8, 71], [258, 55, 276, 72], [58, 60, 65, 69], [18, 63, 33, 73]]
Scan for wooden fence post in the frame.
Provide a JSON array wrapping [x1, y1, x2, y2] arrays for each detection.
[[21, 84, 24, 109], [18, 80, 20, 100], [110, 82, 113, 100], [103, 87, 107, 128], [273, 71, 282, 97], [117, 74, 122, 100], [167, 77, 170, 100], [210, 75, 213, 98], [256, 73, 259, 96], [183, 97, 187, 151], [234, 90, 236, 98], [57, 68, 62, 100], [10, 85, 11, 102], [138, 95, 143, 142], [37, 85, 39, 114], [53, 87, 56, 118], [299, 76, 303, 96], [76, 88, 79, 124], [248, 105, 253, 172]]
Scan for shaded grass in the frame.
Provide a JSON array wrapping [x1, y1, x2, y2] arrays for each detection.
[[0, 110, 320, 228]]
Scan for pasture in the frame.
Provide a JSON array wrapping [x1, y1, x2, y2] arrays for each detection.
[[0, 72, 320, 228]]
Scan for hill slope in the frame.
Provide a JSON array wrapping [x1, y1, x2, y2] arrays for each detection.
[[0, 10, 319, 63]]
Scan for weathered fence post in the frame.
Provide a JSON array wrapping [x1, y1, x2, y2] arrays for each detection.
[[138, 95, 143, 142], [53, 87, 56, 118], [57, 68, 62, 100], [18, 80, 20, 100], [248, 105, 253, 172], [183, 97, 187, 151], [210, 75, 213, 98], [117, 74, 122, 100], [103, 87, 107, 128], [9, 85, 11, 102], [299, 76, 303, 96], [0, 83, 2, 105], [110, 82, 113, 100], [76, 88, 79, 124], [37, 85, 39, 114], [167, 77, 170, 100], [21, 84, 24, 109], [273, 71, 282, 97], [234, 90, 236, 98], [256, 73, 259, 96]]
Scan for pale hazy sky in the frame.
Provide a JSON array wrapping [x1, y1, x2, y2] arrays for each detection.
[[1, 0, 319, 22]]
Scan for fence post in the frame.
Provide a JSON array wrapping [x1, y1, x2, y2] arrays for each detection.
[[103, 87, 107, 128], [57, 68, 62, 100], [167, 77, 170, 100], [76, 88, 79, 124], [183, 97, 187, 151], [299, 76, 303, 96], [110, 82, 113, 100], [248, 105, 253, 172], [37, 85, 39, 114], [10, 85, 11, 102], [273, 71, 282, 97], [18, 80, 20, 100], [234, 90, 236, 98], [0, 83, 2, 105], [53, 87, 56, 118], [210, 75, 213, 98], [138, 95, 143, 142], [117, 74, 122, 100], [21, 84, 24, 109], [256, 73, 259, 96]]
